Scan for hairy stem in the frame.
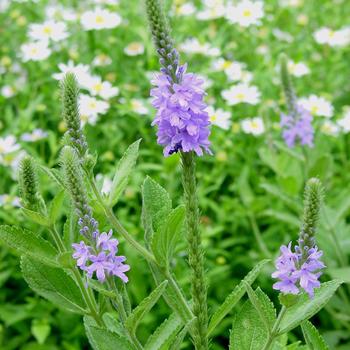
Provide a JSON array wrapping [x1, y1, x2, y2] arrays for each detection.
[[262, 306, 287, 350], [181, 151, 208, 350]]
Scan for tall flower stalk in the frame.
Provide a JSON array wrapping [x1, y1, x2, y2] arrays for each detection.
[[146, 0, 211, 348]]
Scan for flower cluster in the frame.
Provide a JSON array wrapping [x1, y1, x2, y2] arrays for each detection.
[[280, 105, 314, 147], [272, 242, 325, 297], [151, 64, 211, 156], [72, 217, 130, 283]]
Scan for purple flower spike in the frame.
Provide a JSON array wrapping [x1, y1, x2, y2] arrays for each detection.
[[150, 64, 211, 157], [272, 242, 325, 298], [280, 105, 314, 148]]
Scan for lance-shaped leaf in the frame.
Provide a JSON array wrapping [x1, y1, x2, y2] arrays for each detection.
[[151, 205, 185, 266], [244, 284, 276, 332], [278, 280, 342, 334], [84, 317, 133, 350], [208, 259, 269, 335], [142, 176, 172, 244], [169, 317, 196, 350], [0, 225, 58, 267], [21, 208, 50, 227], [145, 313, 183, 350], [49, 190, 65, 223], [21, 256, 87, 314], [229, 295, 273, 350], [301, 320, 329, 350], [125, 280, 168, 335], [108, 139, 141, 207]]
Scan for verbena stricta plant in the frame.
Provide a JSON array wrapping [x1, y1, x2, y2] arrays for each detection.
[[0, 1, 343, 349]]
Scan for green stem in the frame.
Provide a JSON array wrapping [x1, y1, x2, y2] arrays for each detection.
[[248, 212, 271, 259], [181, 151, 208, 350], [262, 306, 287, 350]]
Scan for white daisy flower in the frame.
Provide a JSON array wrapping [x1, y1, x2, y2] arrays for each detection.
[[179, 38, 220, 56], [241, 117, 265, 135], [226, 0, 264, 27], [0, 135, 20, 156], [28, 20, 69, 42], [21, 41, 51, 62], [337, 109, 350, 133], [21, 129, 48, 142], [298, 95, 333, 118], [321, 121, 340, 136], [79, 94, 109, 123], [124, 42, 145, 56], [80, 75, 119, 100], [130, 99, 148, 115], [221, 84, 261, 105], [52, 61, 91, 84], [197, 0, 226, 20], [0, 194, 21, 207], [207, 106, 231, 130], [287, 60, 310, 77], [314, 27, 350, 47], [93, 54, 112, 66], [1, 85, 17, 98], [175, 2, 196, 16], [81, 8, 122, 30]]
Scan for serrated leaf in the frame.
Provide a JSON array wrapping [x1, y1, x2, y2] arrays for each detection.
[[49, 191, 65, 223], [278, 280, 343, 334], [102, 313, 125, 337], [169, 317, 195, 350], [21, 256, 87, 314], [88, 279, 116, 298], [142, 176, 172, 244], [0, 225, 58, 267], [125, 280, 168, 335], [145, 313, 183, 350], [208, 259, 269, 335], [229, 299, 269, 350], [245, 284, 276, 332], [21, 208, 50, 226], [151, 205, 185, 267], [84, 318, 133, 350], [108, 139, 141, 206], [301, 320, 329, 350]]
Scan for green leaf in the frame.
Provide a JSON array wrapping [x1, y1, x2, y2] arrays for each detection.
[[208, 259, 269, 335], [169, 317, 195, 350], [278, 280, 343, 334], [301, 320, 329, 350], [328, 267, 350, 283], [40, 166, 67, 190], [84, 318, 133, 350], [142, 176, 172, 244], [151, 205, 185, 267], [31, 320, 51, 345], [125, 280, 168, 335], [0, 225, 58, 267], [21, 208, 50, 227], [229, 299, 268, 350], [245, 284, 276, 332], [21, 256, 87, 314], [108, 139, 141, 206], [63, 209, 78, 247], [145, 313, 183, 350], [102, 313, 125, 337], [49, 191, 65, 223]]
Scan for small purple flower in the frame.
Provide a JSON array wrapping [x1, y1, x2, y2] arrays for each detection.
[[150, 64, 211, 157], [272, 242, 325, 298], [96, 230, 119, 254], [280, 105, 314, 148], [72, 241, 90, 269]]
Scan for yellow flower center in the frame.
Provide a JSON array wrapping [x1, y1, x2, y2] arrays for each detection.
[[95, 15, 105, 24], [93, 83, 103, 92], [311, 105, 319, 114], [30, 48, 38, 55], [210, 114, 218, 122], [235, 93, 246, 101], [88, 102, 97, 109], [43, 26, 52, 35], [242, 9, 252, 17], [250, 121, 259, 129]]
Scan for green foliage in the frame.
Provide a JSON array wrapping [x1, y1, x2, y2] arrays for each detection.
[[301, 320, 329, 350], [21, 256, 87, 314], [278, 280, 343, 334], [0, 225, 58, 267], [108, 139, 141, 206]]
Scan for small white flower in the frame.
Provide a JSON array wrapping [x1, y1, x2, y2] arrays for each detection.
[[124, 42, 145, 56], [299, 95, 333, 118], [45, 4, 78, 21], [21, 41, 51, 62], [221, 84, 261, 105], [314, 27, 350, 47], [272, 28, 293, 43], [1, 85, 16, 98], [226, 0, 264, 27], [207, 106, 231, 130], [0, 194, 21, 207], [0, 135, 20, 156], [179, 38, 220, 56], [287, 60, 310, 77], [21, 129, 48, 142], [28, 20, 69, 42], [93, 54, 112, 66], [197, 0, 226, 20], [80, 75, 119, 100], [130, 99, 148, 115], [52, 61, 91, 83], [79, 94, 109, 123], [337, 109, 350, 132], [241, 117, 265, 135], [81, 8, 122, 30], [321, 121, 340, 136], [175, 2, 196, 16]]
